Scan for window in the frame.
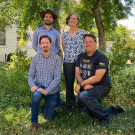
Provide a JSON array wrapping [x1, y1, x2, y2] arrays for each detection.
[[0, 29, 5, 45]]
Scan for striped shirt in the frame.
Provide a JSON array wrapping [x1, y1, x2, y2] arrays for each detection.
[[28, 51, 62, 94]]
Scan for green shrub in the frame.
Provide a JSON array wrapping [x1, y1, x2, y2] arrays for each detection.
[[3, 47, 32, 74]]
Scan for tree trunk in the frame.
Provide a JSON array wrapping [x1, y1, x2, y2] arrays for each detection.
[[52, 0, 62, 32], [92, 2, 106, 51]]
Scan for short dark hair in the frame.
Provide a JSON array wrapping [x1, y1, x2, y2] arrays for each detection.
[[39, 35, 52, 44], [66, 12, 80, 25], [83, 34, 97, 42]]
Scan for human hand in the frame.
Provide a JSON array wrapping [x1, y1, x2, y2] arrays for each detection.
[[83, 84, 93, 90], [37, 88, 49, 95], [31, 86, 38, 92], [74, 84, 81, 94]]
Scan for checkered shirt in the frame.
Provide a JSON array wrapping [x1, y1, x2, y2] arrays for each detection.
[[28, 51, 62, 94]]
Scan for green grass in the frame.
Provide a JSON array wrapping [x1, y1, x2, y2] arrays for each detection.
[[0, 66, 135, 134]]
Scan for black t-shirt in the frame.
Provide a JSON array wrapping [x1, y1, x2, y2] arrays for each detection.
[[76, 50, 112, 87]]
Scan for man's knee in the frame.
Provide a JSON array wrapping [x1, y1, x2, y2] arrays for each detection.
[[78, 91, 87, 102], [32, 91, 41, 103]]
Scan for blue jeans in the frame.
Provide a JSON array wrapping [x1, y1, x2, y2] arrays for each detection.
[[78, 85, 118, 120], [31, 84, 59, 123], [56, 89, 61, 107]]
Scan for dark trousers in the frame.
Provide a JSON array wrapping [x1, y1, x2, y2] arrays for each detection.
[[63, 62, 75, 108], [63, 62, 85, 110], [79, 85, 118, 120]]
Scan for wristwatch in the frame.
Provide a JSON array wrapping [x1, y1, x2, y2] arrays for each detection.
[[78, 82, 81, 86]]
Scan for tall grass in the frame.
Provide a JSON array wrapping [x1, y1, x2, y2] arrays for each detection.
[[0, 65, 135, 134]]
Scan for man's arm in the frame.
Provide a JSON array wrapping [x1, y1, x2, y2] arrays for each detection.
[[28, 56, 37, 92], [81, 69, 106, 86], [45, 57, 62, 93], [75, 68, 106, 93], [32, 30, 38, 52], [55, 31, 60, 52]]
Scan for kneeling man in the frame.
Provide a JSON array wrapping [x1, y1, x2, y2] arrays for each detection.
[[75, 34, 125, 127], [28, 35, 62, 132]]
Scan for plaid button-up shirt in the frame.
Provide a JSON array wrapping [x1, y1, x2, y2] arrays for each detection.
[[28, 51, 62, 94]]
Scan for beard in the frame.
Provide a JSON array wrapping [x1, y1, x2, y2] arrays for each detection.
[[45, 21, 52, 25]]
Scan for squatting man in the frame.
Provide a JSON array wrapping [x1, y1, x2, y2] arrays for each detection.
[[75, 33, 126, 127], [28, 35, 62, 132]]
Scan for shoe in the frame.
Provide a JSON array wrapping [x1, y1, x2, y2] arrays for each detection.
[[30, 123, 37, 132], [116, 104, 126, 114], [40, 103, 45, 109], [99, 119, 110, 127]]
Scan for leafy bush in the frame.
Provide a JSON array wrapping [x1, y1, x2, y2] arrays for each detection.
[[3, 47, 32, 74]]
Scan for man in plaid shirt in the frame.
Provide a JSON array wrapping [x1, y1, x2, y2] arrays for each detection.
[[28, 35, 62, 132]]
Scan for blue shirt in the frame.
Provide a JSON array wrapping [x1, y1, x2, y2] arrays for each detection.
[[28, 51, 62, 94], [32, 25, 60, 53], [62, 29, 86, 63]]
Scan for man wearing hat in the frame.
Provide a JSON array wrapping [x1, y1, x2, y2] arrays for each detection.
[[32, 9, 60, 53], [32, 9, 61, 110]]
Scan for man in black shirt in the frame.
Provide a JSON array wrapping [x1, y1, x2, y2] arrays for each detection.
[[75, 34, 126, 127]]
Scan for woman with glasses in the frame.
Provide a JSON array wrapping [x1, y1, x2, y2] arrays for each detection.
[[61, 12, 86, 115]]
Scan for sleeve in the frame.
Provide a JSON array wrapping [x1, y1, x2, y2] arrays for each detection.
[[32, 30, 38, 52], [76, 54, 81, 67], [28, 56, 37, 88], [80, 30, 86, 54], [95, 54, 109, 70], [55, 31, 60, 52], [46, 57, 62, 93]]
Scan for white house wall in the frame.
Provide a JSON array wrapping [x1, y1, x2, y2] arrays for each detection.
[[0, 26, 36, 63]]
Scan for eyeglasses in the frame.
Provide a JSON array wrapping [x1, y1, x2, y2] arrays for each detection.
[[70, 18, 78, 21], [84, 41, 94, 44]]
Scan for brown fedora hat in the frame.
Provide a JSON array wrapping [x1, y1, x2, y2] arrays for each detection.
[[40, 9, 57, 20]]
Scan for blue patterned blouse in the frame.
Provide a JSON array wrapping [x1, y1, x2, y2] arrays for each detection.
[[62, 29, 86, 63]]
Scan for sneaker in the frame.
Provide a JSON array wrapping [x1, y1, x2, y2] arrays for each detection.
[[116, 104, 126, 113], [99, 119, 110, 127]]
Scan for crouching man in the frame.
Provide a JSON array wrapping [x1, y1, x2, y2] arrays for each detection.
[[28, 35, 62, 132], [75, 34, 126, 127]]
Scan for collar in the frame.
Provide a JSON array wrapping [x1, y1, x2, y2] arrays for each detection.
[[40, 51, 53, 58], [42, 25, 53, 30]]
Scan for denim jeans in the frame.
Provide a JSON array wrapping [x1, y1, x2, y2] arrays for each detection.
[[56, 89, 61, 107], [78, 85, 118, 120], [31, 84, 59, 123]]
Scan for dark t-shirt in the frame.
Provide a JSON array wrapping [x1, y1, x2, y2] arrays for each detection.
[[76, 50, 112, 87]]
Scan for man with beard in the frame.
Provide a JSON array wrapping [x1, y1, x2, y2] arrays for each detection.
[[28, 35, 62, 132], [32, 9, 60, 54], [32, 9, 61, 110]]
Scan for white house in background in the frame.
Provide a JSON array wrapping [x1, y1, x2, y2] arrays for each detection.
[[0, 26, 36, 64]]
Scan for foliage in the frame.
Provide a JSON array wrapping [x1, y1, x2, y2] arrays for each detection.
[[105, 24, 135, 56], [79, 0, 134, 32], [0, 66, 135, 134], [107, 41, 132, 76], [3, 47, 32, 74], [0, 0, 63, 44]]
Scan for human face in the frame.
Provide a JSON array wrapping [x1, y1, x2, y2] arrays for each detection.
[[43, 13, 54, 25], [40, 38, 52, 52], [84, 36, 97, 55], [68, 14, 78, 27]]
